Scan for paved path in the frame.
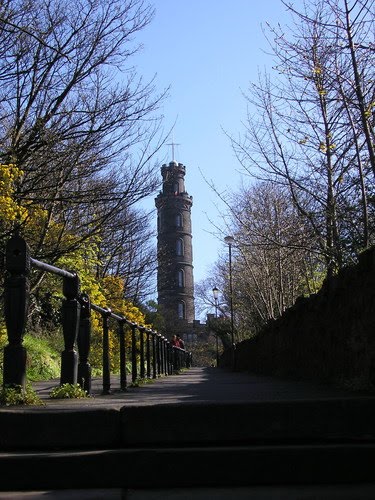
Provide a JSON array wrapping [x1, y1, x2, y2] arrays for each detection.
[[29, 366, 367, 410]]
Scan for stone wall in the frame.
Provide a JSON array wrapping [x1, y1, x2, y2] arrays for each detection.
[[221, 247, 375, 390]]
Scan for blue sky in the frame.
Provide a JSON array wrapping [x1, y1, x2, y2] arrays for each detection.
[[136, 0, 290, 286]]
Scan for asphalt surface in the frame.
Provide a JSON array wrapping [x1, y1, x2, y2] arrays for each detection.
[[28, 366, 368, 410]]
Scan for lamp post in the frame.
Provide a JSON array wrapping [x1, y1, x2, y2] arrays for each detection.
[[212, 286, 219, 367], [224, 235, 235, 369]]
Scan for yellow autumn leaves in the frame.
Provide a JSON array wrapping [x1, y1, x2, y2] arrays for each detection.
[[0, 162, 150, 374], [0, 163, 27, 222]]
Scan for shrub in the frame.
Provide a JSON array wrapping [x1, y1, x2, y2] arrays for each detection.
[[50, 383, 89, 399], [0, 384, 43, 406], [190, 341, 217, 367]]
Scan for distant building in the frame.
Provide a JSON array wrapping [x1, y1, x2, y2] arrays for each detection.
[[155, 159, 205, 342]]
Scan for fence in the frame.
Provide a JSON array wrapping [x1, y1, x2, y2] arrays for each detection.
[[2, 234, 192, 393]]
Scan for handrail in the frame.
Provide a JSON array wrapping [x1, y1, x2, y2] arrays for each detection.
[[2, 234, 192, 393], [31, 257, 76, 280]]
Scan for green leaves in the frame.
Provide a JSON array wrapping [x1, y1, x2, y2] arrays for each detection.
[[50, 383, 89, 399], [0, 384, 43, 406]]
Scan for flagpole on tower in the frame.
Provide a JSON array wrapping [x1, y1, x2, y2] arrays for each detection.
[[166, 139, 180, 162]]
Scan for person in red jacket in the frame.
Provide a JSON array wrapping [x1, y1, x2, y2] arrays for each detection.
[[170, 334, 179, 346], [176, 334, 185, 350]]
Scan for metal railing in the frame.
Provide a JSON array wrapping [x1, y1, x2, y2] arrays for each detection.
[[2, 234, 192, 393]]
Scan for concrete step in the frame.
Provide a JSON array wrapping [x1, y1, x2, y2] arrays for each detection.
[[0, 398, 374, 450], [1, 369, 374, 495], [3, 486, 375, 500], [121, 398, 375, 447], [0, 443, 375, 491]]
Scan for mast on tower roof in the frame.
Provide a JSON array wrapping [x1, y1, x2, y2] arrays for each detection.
[[166, 140, 180, 163]]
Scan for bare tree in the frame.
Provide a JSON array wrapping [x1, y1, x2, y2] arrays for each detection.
[[223, 183, 322, 336], [0, 0, 167, 263], [230, 0, 374, 277], [96, 205, 157, 303], [284, 0, 375, 250]]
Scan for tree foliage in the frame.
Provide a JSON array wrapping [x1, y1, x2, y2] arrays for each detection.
[[231, 0, 374, 276], [208, 0, 375, 340], [0, 0, 165, 264], [0, 0, 165, 378], [0, 163, 25, 222]]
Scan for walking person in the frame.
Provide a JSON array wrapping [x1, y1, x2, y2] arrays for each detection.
[[176, 334, 185, 350], [170, 334, 179, 346]]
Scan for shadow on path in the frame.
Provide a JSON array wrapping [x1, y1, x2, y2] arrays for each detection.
[[28, 367, 372, 410]]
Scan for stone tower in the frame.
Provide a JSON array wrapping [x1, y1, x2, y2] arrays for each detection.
[[155, 160, 195, 329]]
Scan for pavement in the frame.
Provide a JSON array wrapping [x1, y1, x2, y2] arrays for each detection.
[[0, 368, 375, 498], [30, 366, 369, 408]]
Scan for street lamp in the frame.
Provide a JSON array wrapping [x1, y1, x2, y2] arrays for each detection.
[[224, 235, 235, 369], [212, 286, 219, 367]]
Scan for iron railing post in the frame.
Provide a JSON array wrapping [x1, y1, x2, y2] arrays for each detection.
[[152, 332, 157, 379], [131, 324, 137, 383], [169, 343, 174, 374], [102, 309, 111, 395], [170, 344, 174, 374], [139, 326, 145, 379], [146, 329, 151, 379], [3, 234, 30, 389], [156, 334, 161, 376], [119, 320, 127, 391], [77, 293, 92, 393], [173, 346, 177, 373], [160, 336, 164, 375], [60, 272, 80, 385], [163, 338, 168, 375]]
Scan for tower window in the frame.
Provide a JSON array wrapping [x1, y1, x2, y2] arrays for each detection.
[[175, 213, 183, 227], [173, 182, 179, 195], [176, 238, 184, 256], [178, 269, 184, 287], [178, 301, 185, 319]]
